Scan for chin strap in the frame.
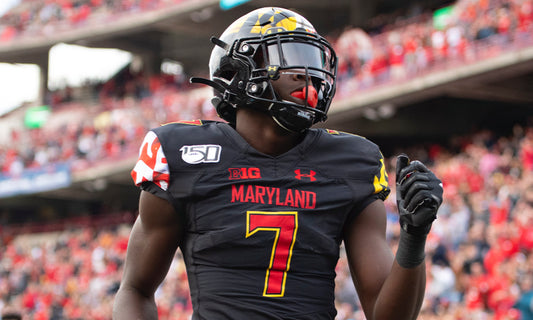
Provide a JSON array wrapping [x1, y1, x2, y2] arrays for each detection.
[[190, 77, 226, 93]]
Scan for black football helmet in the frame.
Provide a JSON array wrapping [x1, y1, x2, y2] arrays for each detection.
[[190, 7, 338, 132]]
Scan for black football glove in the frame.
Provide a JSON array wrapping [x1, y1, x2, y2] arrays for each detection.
[[396, 154, 443, 237]]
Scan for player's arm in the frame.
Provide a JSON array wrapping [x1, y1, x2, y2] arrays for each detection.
[[113, 190, 184, 320], [344, 199, 426, 320], [344, 154, 442, 320]]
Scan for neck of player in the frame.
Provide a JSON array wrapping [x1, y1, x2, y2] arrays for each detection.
[[235, 107, 304, 157]]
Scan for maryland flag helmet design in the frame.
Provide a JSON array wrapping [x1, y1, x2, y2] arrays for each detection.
[[191, 7, 337, 132]]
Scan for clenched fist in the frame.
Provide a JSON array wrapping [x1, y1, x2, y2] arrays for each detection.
[[396, 154, 443, 237]]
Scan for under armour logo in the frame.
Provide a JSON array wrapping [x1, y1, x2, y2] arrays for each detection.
[[294, 169, 316, 181], [267, 65, 280, 79]]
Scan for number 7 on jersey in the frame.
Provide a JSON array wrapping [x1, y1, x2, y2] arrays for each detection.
[[246, 211, 298, 297]]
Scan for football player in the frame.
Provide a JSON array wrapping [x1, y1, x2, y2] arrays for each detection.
[[113, 7, 443, 320]]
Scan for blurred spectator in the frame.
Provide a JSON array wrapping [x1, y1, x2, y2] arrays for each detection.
[[514, 272, 533, 319]]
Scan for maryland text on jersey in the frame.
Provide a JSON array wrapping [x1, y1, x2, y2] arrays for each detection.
[[231, 184, 316, 209]]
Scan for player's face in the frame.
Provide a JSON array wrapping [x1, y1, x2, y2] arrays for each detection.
[[270, 70, 318, 108]]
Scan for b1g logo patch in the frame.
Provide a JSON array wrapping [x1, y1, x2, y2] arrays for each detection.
[[228, 167, 261, 180], [180, 145, 221, 164]]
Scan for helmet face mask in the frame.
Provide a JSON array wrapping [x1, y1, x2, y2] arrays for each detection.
[[197, 7, 338, 132]]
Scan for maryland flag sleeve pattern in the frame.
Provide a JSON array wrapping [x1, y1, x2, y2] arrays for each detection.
[[131, 131, 170, 190], [373, 155, 390, 200]]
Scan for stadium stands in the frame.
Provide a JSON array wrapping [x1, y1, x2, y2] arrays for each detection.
[[1, 0, 532, 175], [0, 0, 190, 42], [1, 0, 533, 319]]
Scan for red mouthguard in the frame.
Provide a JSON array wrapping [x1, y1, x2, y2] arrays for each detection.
[[291, 85, 318, 108]]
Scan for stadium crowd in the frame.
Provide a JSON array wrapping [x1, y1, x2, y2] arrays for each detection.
[[0, 0, 191, 42], [334, 0, 533, 97], [1, 123, 533, 319], [1, 0, 533, 319], [0, 70, 216, 176], [1, 0, 532, 175]]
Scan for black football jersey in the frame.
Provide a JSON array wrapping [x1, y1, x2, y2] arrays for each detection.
[[131, 120, 390, 320]]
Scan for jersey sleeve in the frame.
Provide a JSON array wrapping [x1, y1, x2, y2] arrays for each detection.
[[131, 130, 171, 200], [359, 149, 390, 212], [346, 141, 391, 217], [372, 151, 391, 201]]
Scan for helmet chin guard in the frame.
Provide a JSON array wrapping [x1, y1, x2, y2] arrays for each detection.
[[268, 102, 316, 133], [190, 7, 338, 132]]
